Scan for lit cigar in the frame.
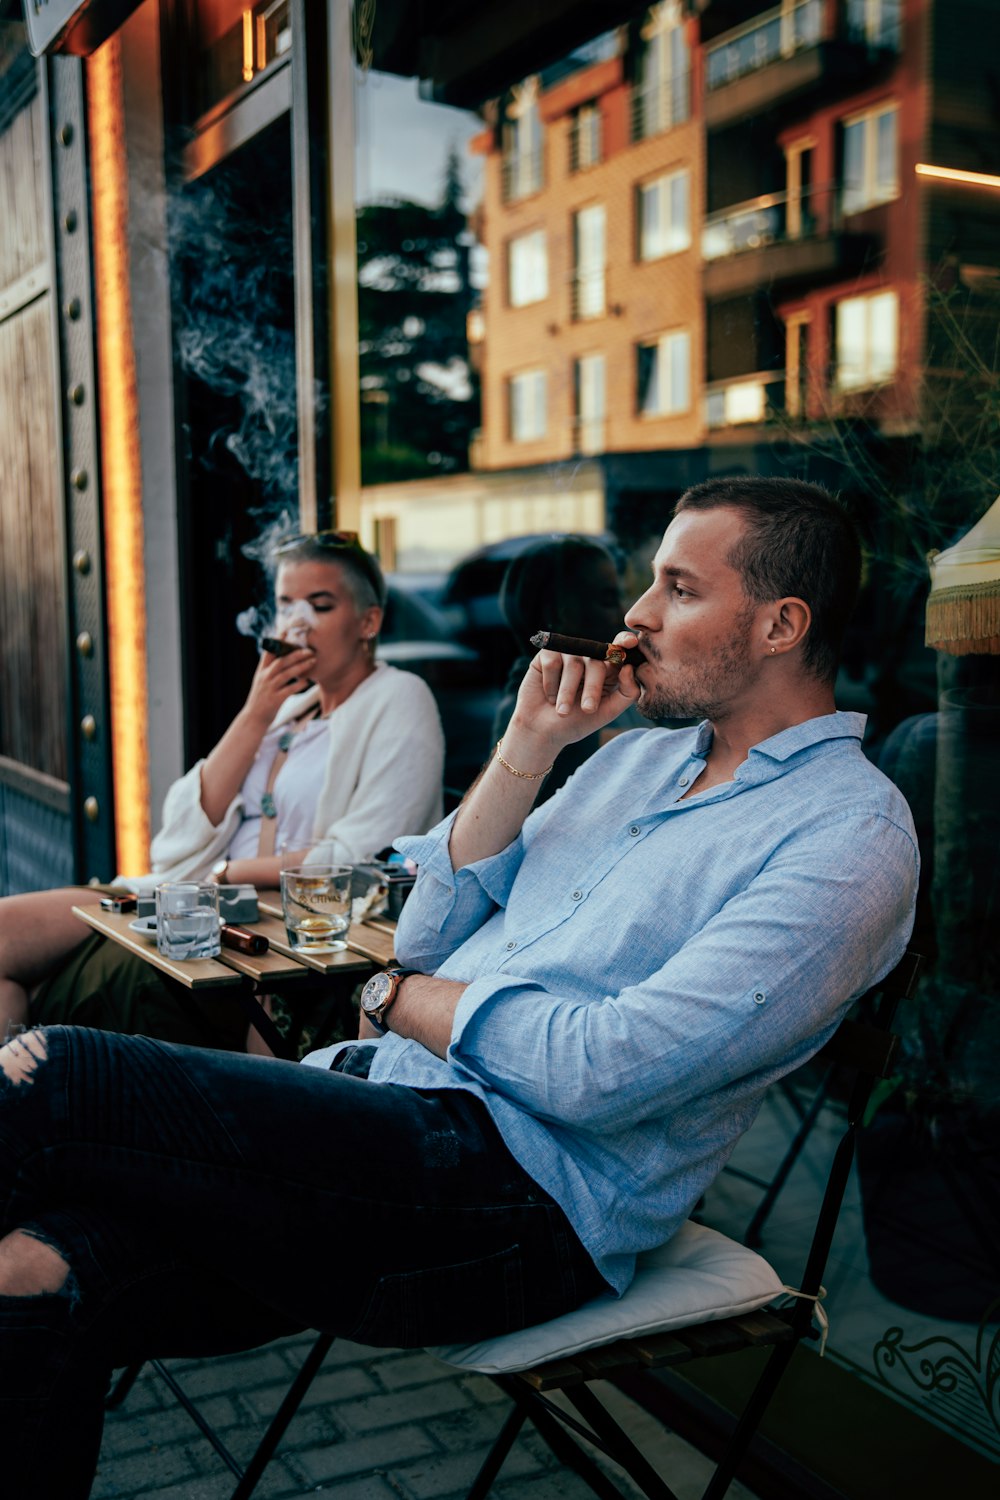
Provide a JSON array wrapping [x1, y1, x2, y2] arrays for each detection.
[[221, 924, 269, 956], [261, 636, 296, 657], [529, 631, 643, 668]]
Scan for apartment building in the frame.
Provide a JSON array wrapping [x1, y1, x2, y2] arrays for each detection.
[[470, 3, 704, 472], [471, 0, 1000, 475]]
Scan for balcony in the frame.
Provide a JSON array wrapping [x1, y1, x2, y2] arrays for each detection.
[[571, 269, 606, 321], [702, 185, 876, 298], [631, 69, 692, 141], [502, 147, 543, 203], [703, 0, 881, 129], [705, 371, 786, 431], [574, 416, 606, 455]]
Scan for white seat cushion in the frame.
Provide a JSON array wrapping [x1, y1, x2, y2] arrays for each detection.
[[429, 1220, 783, 1376]]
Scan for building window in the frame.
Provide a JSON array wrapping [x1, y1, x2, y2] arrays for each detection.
[[574, 354, 607, 454], [373, 516, 398, 572], [572, 204, 606, 320], [637, 330, 691, 416], [835, 289, 898, 391], [509, 369, 547, 441], [842, 103, 898, 214], [637, 169, 691, 260], [569, 103, 602, 172], [632, 4, 690, 141], [502, 79, 543, 202], [507, 230, 548, 308], [785, 311, 811, 418], [847, 0, 902, 49]]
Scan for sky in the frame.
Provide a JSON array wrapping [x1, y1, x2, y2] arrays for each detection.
[[354, 70, 485, 211]]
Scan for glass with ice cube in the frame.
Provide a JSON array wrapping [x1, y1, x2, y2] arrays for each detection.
[[155, 882, 221, 961], [281, 865, 352, 952]]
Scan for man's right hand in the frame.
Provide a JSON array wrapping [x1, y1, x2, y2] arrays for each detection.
[[506, 632, 641, 760], [447, 634, 641, 872]]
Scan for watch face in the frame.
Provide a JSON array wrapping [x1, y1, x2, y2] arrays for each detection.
[[362, 972, 393, 1014]]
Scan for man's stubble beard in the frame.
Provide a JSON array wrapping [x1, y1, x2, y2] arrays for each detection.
[[634, 613, 758, 722]]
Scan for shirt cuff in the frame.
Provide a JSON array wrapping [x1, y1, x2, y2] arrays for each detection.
[[395, 818, 526, 923], [446, 971, 545, 1085]]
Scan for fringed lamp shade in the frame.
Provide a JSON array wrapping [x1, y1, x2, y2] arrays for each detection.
[[925, 496, 1000, 655]]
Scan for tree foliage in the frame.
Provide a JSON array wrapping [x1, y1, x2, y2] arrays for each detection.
[[357, 149, 479, 484]]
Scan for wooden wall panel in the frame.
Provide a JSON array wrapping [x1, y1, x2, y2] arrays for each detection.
[[0, 91, 47, 288], [0, 295, 68, 780]]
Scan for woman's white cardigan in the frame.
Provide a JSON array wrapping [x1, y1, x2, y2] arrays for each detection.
[[124, 664, 444, 885]]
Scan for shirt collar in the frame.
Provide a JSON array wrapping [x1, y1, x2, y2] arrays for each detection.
[[687, 711, 866, 768], [746, 710, 867, 764]]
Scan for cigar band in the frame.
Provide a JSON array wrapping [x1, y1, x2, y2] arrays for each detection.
[[604, 645, 627, 666]]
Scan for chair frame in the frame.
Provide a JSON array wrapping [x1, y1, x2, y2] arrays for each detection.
[[455, 950, 922, 1500], [105, 951, 921, 1500]]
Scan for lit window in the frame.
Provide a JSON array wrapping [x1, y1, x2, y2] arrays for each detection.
[[509, 369, 547, 441], [574, 354, 606, 453], [637, 170, 691, 260], [573, 204, 606, 320], [633, 5, 690, 140], [570, 103, 602, 171], [637, 330, 691, 416], [842, 103, 898, 213], [508, 230, 548, 307], [835, 290, 898, 390]]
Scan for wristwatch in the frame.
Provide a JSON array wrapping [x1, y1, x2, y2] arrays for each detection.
[[360, 966, 419, 1034], [210, 858, 230, 885]]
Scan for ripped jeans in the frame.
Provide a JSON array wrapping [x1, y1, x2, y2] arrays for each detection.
[[0, 1026, 606, 1499]]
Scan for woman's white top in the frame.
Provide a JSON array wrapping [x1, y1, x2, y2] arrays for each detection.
[[117, 663, 445, 886], [227, 711, 332, 861]]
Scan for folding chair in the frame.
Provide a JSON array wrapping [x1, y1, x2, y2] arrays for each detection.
[[427, 949, 922, 1500], [106, 950, 920, 1500]]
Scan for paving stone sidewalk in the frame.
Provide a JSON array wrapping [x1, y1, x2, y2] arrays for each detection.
[[96, 1334, 760, 1500]]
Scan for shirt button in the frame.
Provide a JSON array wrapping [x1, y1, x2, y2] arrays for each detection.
[[505, 940, 516, 950], [571, 890, 583, 901], [678, 776, 690, 787], [753, 990, 766, 1005], [629, 825, 641, 836]]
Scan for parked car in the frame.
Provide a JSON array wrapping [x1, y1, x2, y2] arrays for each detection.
[[378, 575, 498, 796]]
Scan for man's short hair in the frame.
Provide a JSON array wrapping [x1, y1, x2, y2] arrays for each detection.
[[673, 476, 861, 684]]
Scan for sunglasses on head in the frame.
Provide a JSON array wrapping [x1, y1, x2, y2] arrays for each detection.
[[273, 530, 384, 601], [274, 529, 364, 555]]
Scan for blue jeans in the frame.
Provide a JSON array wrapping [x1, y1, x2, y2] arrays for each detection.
[[0, 1026, 606, 1499]]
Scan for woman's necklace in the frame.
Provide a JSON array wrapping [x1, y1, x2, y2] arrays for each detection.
[[262, 704, 323, 818]]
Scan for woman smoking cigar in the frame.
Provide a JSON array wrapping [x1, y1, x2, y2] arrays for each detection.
[[0, 532, 444, 1054]]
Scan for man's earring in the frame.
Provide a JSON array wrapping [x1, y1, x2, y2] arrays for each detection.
[[770, 646, 777, 654]]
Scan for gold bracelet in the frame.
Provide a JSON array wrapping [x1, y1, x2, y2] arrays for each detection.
[[495, 740, 553, 781]]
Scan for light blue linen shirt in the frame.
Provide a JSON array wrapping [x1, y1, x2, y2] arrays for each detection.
[[316, 714, 918, 1294]]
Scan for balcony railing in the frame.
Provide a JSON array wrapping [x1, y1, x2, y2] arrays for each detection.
[[571, 269, 606, 321], [846, 0, 902, 50], [569, 109, 602, 172], [705, 372, 786, 430], [574, 416, 606, 455], [705, 0, 823, 92], [702, 184, 836, 260], [502, 147, 544, 203], [631, 69, 691, 140]]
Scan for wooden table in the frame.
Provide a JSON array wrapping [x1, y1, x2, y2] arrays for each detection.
[[72, 903, 396, 1057]]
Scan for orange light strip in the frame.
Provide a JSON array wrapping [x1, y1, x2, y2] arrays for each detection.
[[242, 10, 255, 82], [915, 162, 1000, 191], [86, 36, 151, 873]]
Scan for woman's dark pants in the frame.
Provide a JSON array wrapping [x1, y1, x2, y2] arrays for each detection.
[[0, 1026, 605, 1498]]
